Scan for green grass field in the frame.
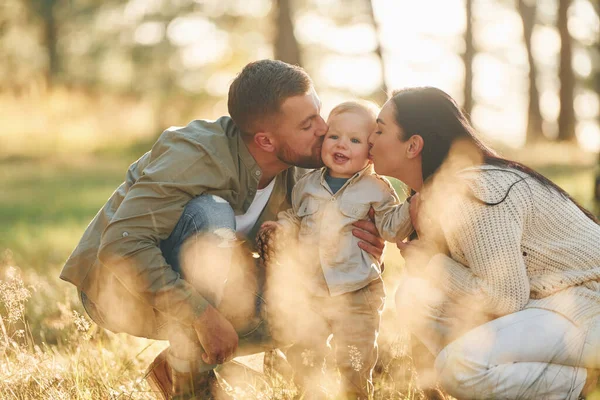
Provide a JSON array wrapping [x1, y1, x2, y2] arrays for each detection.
[[0, 142, 598, 399]]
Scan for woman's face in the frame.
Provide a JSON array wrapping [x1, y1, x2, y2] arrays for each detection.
[[369, 100, 411, 178]]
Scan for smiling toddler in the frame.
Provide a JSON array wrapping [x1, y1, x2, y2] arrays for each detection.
[[261, 101, 413, 398]]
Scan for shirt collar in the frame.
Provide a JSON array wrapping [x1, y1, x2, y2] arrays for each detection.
[[319, 163, 374, 188], [236, 131, 262, 180]]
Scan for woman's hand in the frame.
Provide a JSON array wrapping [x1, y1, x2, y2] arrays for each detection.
[[409, 192, 422, 235], [353, 207, 386, 263], [396, 238, 440, 273]]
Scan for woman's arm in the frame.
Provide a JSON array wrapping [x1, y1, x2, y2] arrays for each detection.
[[419, 190, 531, 317]]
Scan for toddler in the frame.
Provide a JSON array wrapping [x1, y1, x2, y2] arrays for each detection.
[[262, 101, 413, 399]]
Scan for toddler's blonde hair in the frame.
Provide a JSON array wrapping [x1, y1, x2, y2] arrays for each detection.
[[327, 100, 380, 122]]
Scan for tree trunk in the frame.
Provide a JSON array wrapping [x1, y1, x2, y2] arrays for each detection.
[[557, 0, 576, 141], [366, 0, 388, 106], [518, 0, 544, 143], [463, 0, 474, 119], [273, 0, 302, 66], [42, 0, 59, 89]]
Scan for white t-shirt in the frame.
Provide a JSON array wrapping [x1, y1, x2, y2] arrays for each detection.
[[235, 178, 276, 235]]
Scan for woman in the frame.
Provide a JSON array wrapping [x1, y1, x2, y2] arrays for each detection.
[[369, 87, 600, 400]]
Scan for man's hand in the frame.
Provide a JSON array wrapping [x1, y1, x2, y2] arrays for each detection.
[[193, 304, 239, 365], [352, 207, 386, 264]]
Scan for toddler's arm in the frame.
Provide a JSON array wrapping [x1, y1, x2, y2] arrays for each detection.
[[372, 185, 414, 243]]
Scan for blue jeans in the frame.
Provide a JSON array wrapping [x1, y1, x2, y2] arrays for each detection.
[[81, 195, 273, 373]]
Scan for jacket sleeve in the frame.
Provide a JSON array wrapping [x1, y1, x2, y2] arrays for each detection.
[[97, 129, 234, 326], [373, 184, 413, 242], [424, 187, 531, 317]]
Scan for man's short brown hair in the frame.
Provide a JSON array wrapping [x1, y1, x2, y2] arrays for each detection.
[[228, 59, 313, 134]]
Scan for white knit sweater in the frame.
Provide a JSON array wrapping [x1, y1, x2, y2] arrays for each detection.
[[425, 165, 600, 326]]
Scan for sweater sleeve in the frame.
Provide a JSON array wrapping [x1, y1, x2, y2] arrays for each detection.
[[425, 186, 531, 317]]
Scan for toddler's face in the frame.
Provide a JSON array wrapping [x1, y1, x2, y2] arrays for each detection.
[[322, 111, 374, 178]]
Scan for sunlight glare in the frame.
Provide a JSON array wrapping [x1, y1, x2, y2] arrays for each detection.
[[573, 48, 592, 78], [569, 0, 600, 45], [205, 72, 236, 97], [476, 10, 522, 50], [319, 55, 382, 95], [167, 16, 219, 47], [134, 21, 165, 46], [295, 12, 330, 44], [531, 26, 561, 64], [193, 0, 227, 18], [328, 24, 378, 55], [227, 0, 271, 18], [576, 121, 600, 152], [377, 0, 464, 40], [296, 15, 377, 54], [574, 90, 599, 119], [180, 34, 230, 68], [473, 54, 507, 103], [384, 52, 463, 96], [124, 0, 164, 24], [540, 90, 561, 121], [471, 104, 527, 147]]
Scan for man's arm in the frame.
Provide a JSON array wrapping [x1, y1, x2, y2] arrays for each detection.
[[97, 130, 233, 327]]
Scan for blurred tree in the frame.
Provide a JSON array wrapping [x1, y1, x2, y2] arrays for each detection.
[[27, 0, 59, 88], [517, 0, 544, 143], [557, 0, 576, 141], [366, 0, 388, 105], [274, 0, 302, 66], [463, 0, 474, 118]]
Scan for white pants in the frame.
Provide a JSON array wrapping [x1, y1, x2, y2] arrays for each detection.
[[396, 276, 600, 400]]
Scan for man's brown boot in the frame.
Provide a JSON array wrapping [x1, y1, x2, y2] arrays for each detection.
[[145, 348, 173, 400], [145, 348, 220, 400], [171, 367, 216, 400]]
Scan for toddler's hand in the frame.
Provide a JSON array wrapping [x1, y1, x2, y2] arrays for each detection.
[[256, 221, 283, 268], [260, 221, 281, 230]]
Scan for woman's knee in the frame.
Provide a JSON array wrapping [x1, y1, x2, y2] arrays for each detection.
[[394, 277, 445, 326], [434, 343, 488, 399]]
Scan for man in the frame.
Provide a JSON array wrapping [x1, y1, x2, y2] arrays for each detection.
[[60, 59, 385, 399]]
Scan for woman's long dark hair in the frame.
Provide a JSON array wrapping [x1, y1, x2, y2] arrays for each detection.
[[391, 87, 598, 224]]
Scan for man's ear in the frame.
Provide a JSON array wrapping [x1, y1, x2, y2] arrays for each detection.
[[254, 132, 276, 153], [407, 135, 424, 159]]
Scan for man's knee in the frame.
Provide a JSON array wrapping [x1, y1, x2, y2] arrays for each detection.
[[182, 195, 236, 234], [80, 285, 159, 339]]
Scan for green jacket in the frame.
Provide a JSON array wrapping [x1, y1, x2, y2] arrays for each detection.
[[60, 117, 306, 327]]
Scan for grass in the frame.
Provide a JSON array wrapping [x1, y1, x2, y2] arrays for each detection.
[[0, 155, 166, 399], [0, 142, 599, 399]]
